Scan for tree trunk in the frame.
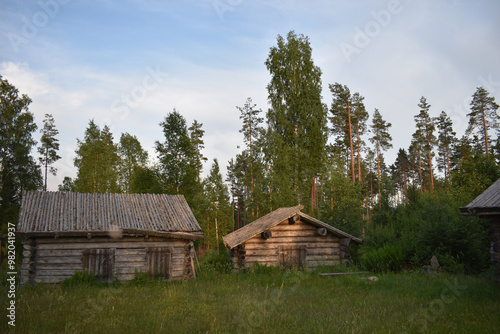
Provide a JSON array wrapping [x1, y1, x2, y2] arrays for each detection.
[[356, 124, 362, 183], [427, 139, 434, 192], [347, 101, 355, 183], [376, 130, 381, 197], [481, 104, 489, 155], [418, 154, 423, 192]]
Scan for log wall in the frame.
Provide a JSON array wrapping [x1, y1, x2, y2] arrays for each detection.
[[230, 220, 351, 270], [20, 236, 195, 284]]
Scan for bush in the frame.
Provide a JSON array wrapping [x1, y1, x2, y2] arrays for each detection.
[[361, 244, 404, 273], [197, 250, 233, 275], [61, 271, 95, 288], [366, 188, 491, 275]]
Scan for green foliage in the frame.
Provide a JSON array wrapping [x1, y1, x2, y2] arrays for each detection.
[[60, 271, 96, 289], [74, 120, 120, 193], [320, 158, 365, 237], [265, 30, 328, 211], [38, 113, 61, 191], [0, 76, 41, 229], [117, 132, 148, 193], [367, 189, 491, 274], [197, 250, 233, 275], [466, 86, 499, 154], [155, 109, 198, 198], [361, 244, 404, 273]]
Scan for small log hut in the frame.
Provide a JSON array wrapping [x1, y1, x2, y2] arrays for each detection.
[[17, 191, 204, 284], [460, 178, 500, 282], [223, 205, 363, 270]]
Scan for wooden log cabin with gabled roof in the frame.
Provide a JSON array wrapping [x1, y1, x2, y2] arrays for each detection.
[[223, 205, 363, 270], [460, 178, 500, 282], [17, 191, 204, 284]]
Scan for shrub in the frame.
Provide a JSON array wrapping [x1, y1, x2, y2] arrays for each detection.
[[197, 250, 233, 275], [61, 271, 95, 288], [361, 244, 404, 273]]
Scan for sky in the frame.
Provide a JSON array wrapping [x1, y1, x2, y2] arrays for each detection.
[[1, 0, 499, 191]]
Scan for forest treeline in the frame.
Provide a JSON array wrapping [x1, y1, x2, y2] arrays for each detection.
[[1, 31, 499, 272]]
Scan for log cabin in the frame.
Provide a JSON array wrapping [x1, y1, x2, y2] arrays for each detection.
[[222, 205, 363, 270], [460, 178, 500, 282], [17, 191, 204, 284]]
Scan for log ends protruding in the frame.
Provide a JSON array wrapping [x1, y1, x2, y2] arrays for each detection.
[[261, 230, 272, 240], [288, 214, 300, 225], [315, 227, 327, 236]]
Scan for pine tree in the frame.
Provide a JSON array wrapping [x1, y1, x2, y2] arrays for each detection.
[[352, 97, 369, 183], [38, 114, 61, 191], [466, 86, 500, 155], [265, 31, 327, 211], [436, 111, 456, 181], [74, 120, 120, 193], [329, 84, 365, 183], [369, 109, 392, 196], [413, 97, 437, 192]]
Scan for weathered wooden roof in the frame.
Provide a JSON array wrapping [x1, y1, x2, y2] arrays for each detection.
[[222, 205, 363, 249], [460, 178, 500, 217], [17, 191, 203, 239]]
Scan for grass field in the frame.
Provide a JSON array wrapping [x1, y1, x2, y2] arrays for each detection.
[[1, 266, 500, 333]]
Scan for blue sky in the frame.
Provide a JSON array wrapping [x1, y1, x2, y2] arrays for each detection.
[[1, 0, 499, 190]]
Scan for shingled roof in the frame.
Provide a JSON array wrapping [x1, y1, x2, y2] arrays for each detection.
[[17, 191, 203, 239], [460, 179, 500, 217], [223, 205, 363, 249]]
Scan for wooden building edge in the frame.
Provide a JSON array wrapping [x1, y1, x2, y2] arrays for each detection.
[[19, 230, 203, 285], [223, 206, 363, 271], [17, 191, 204, 284], [460, 178, 500, 282]]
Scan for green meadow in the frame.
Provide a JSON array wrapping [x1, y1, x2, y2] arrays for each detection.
[[1, 266, 499, 334]]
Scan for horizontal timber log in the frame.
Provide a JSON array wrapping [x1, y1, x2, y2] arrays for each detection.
[[35, 269, 80, 276], [35, 263, 83, 270], [307, 260, 340, 267], [306, 255, 340, 261], [34, 236, 188, 244], [245, 240, 340, 249], [246, 249, 279, 257], [306, 248, 341, 256], [34, 276, 73, 284], [36, 241, 186, 250], [37, 249, 83, 257], [245, 236, 339, 244], [245, 255, 280, 263], [35, 257, 83, 264], [115, 255, 145, 263]]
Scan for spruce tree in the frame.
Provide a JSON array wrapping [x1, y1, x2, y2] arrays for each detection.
[[413, 97, 437, 192]]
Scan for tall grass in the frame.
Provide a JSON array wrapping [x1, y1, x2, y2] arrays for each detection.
[[1, 266, 499, 333]]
